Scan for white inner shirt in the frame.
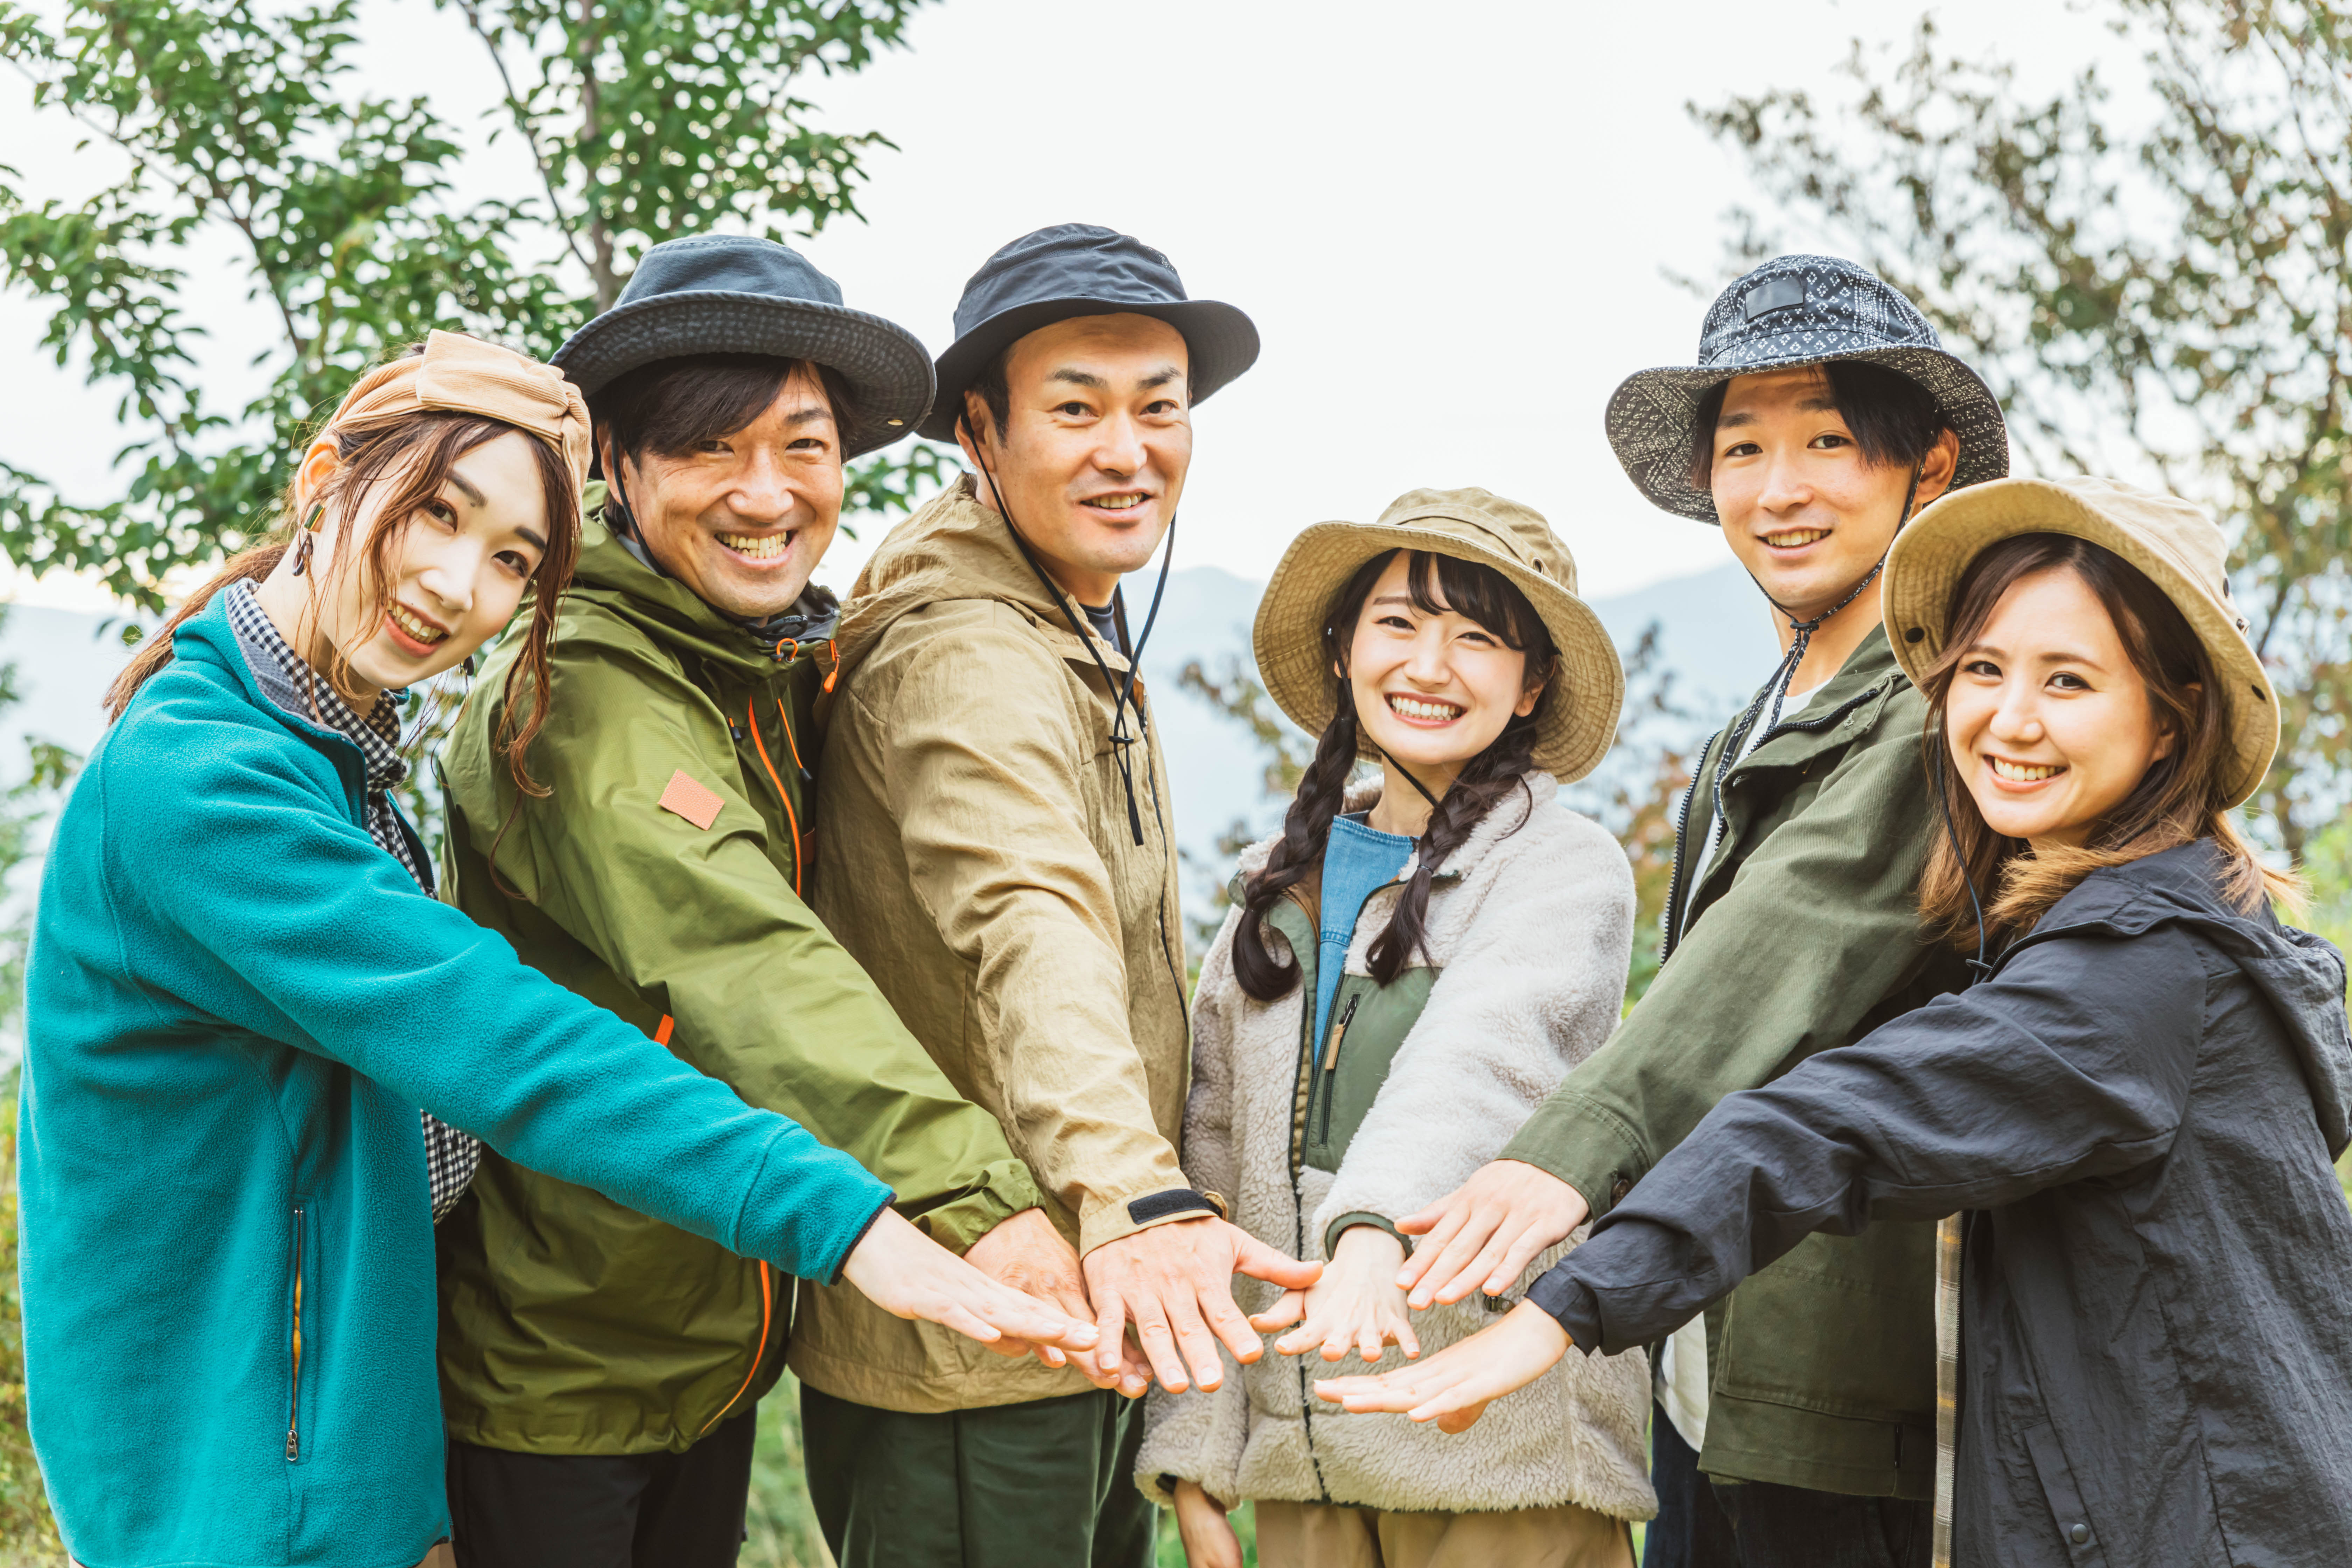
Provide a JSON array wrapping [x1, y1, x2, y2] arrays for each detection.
[[1657, 672, 1820, 1454]]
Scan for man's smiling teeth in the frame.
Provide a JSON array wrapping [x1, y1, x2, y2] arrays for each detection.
[[718, 532, 790, 560], [1765, 528, 1829, 548], [1388, 695, 1463, 722], [1084, 492, 1147, 510], [388, 604, 447, 645], [1990, 758, 2065, 782]]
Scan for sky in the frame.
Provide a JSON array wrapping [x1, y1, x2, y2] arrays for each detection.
[[0, 0, 2129, 612]]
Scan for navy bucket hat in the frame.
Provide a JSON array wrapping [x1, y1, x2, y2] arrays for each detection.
[[919, 224, 1260, 442], [552, 235, 934, 458], [1605, 254, 2010, 524]]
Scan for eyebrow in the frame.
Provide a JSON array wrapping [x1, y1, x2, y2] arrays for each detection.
[[1715, 394, 1843, 432], [515, 525, 548, 553], [1045, 364, 1186, 393], [783, 401, 835, 428], [447, 472, 485, 507]]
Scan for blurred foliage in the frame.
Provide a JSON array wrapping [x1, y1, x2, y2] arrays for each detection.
[[0, 0, 941, 610], [1173, 653, 1323, 960], [1694, 0, 2352, 858]]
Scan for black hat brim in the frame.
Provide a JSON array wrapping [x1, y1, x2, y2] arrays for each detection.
[[553, 291, 936, 459], [918, 296, 1260, 442], [1604, 344, 2011, 524]]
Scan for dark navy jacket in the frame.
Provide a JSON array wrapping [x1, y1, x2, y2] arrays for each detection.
[[1532, 840, 2352, 1567]]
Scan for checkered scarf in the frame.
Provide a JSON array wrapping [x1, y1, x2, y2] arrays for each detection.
[[224, 582, 483, 1222]]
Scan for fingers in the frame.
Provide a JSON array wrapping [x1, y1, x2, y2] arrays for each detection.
[[1092, 1287, 1126, 1379], [1249, 1290, 1307, 1336], [1394, 1203, 1469, 1291], [1231, 1229, 1322, 1290], [1164, 1290, 1229, 1394], [1115, 1335, 1153, 1400], [1129, 1290, 1194, 1393], [1195, 1274, 1267, 1369], [1435, 1399, 1492, 1435], [1404, 1214, 1499, 1309], [1394, 1312, 1421, 1360]]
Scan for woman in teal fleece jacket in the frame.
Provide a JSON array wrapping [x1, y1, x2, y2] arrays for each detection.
[[19, 336, 1090, 1568]]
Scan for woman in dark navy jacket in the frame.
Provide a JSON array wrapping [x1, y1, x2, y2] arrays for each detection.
[[1321, 477, 2352, 1568]]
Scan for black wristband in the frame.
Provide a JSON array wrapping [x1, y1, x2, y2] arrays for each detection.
[[1127, 1188, 1223, 1225]]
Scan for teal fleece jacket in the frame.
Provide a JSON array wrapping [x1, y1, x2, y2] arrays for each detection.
[[20, 594, 892, 1568]]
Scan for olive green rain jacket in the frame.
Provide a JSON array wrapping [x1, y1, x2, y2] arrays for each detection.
[[790, 474, 1195, 1414], [434, 506, 1042, 1455], [1502, 627, 1969, 1500]]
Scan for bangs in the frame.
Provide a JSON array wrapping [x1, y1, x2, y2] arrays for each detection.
[[1401, 551, 1553, 657]]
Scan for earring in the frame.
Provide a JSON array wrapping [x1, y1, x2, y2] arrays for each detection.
[[462, 654, 477, 678], [291, 531, 315, 576]]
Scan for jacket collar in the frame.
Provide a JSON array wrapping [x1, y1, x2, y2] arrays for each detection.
[[168, 592, 370, 803], [1735, 623, 1907, 771], [1233, 769, 1558, 887]]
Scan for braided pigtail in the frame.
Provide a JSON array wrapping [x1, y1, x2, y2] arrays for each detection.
[[1365, 714, 1540, 983], [1233, 689, 1362, 1001]]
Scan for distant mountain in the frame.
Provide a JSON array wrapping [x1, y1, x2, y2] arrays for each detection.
[[0, 560, 1779, 876]]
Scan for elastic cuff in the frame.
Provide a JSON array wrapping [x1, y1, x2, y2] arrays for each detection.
[[1080, 1183, 1217, 1255], [1323, 1211, 1408, 1261], [908, 1158, 1046, 1255]]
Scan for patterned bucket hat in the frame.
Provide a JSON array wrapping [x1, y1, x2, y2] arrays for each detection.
[[1604, 254, 2010, 524]]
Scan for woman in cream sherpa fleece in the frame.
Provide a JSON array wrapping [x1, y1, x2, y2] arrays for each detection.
[[1140, 490, 1654, 1568]]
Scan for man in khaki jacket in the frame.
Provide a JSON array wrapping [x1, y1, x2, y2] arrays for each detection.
[[799, 224, 1316, 1567]]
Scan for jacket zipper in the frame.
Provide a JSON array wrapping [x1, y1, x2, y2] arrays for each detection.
[[1283, 948, 1334, 1502], [286, 1205, 304, 1462], [1314, 993, 1361, 1148]]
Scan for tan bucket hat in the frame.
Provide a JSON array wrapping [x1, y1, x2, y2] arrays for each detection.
[[1252, 487, 1625, 783], [1882, 474, 2277, 808]]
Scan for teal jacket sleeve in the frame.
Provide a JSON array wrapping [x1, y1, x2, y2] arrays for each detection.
[[1502, 693, 1944, 1216], [116, 720, 893, 1286], [463, 635, 1040, 1252]]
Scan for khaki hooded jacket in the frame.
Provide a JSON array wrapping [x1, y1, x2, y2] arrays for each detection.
[[793, 474, 1196, 1413]]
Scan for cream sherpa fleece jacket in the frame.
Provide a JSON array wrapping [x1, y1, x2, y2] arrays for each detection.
[[1138, 772, 1655, 1518]]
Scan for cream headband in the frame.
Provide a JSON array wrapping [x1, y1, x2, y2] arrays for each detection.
[[326, 330, 591, 490]]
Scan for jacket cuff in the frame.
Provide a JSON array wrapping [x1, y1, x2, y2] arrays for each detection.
[[1079, 1184, 1219, 1256], [1498, 1091, 1650, 1219], [1323, 1211, 1409, 1261], [1524, 1258, 1601, 1348], [906, 1158, 1046, 1255]]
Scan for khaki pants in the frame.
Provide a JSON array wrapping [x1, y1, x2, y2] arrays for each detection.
[[1254, 1499, 1636, 1568]]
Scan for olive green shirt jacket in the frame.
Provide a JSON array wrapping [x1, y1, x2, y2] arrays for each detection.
[[435, 514, 1041, 1454], [1503, 626, 1967, 1499], [794, 476, 1196, 1414]]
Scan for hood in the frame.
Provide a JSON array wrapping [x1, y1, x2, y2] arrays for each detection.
[[2024, 839, 2352, 1158], [834, 473, 1119, 692], [568, 498, 840, 682]]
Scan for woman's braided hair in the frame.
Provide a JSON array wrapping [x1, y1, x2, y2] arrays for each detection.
[[1232, 549, 1555, 1001]]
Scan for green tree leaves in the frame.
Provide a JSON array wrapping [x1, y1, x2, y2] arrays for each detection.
[[0, 0, 936, 609]]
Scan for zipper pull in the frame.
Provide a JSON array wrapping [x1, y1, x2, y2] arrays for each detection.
[[1323, 993, 1360, 1072], [286, 1430, 299, 1460]]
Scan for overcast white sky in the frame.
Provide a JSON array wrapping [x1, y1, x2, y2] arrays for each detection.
[[0, 0, 2129, 612]]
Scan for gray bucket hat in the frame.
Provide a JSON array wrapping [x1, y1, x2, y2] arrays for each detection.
[[551, 235, 933, 458], [1605, 254, 2010, 524]]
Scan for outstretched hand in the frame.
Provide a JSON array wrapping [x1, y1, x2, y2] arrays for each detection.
[[1084, 1216, 1322, 1394], [1394, 1159, 1589, 1309], [1254, 1225, 1419, 1365], [960, 1206, 1104, 1377], [1314, 1299, 1569, 1434], [840, 1206, 1101, 1358]]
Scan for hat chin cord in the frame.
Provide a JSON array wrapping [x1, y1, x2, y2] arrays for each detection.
[[965, 420, 1172, 848]]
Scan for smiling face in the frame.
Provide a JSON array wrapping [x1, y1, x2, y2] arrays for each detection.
[[1945, 565, 2177, 849], [612, 363, 844, 620], [1344, 552, 1544, 790], [1709, 366, 1958, 622], [957, 313, 1192, 607]]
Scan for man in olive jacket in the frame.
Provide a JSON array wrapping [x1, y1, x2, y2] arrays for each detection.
[[1397, 257, 2010, 1567], [435, 237, 1071, 1564], [796, 225, 1317, 1568]]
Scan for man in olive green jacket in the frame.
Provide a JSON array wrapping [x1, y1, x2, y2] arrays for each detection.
[[1394, 257, 2010, 1567], [437, 237, 1076, 1565], [796, 225, 1317, 1568]]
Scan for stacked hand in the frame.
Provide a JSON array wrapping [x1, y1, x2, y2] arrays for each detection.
[[1084, 1216, 1322, 1394], [839, 1206, 1100, 1360], [1394, 1159, 1589, 1309], [1314, 1299, 1570, 1433], [1254, 1225, 1419, 1364]]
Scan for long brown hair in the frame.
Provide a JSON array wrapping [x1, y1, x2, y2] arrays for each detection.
[[1917, 533, 2298, 945], [1232, 550, 1556, 1000], [105, 345, 583, 797]]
